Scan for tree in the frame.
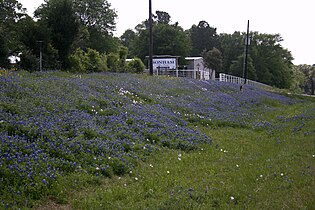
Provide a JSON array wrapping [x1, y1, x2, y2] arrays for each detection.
[[295, 64, 315, 95], [153, 11, 171, 24], [73, 0, 117, 34], [250, 33, 293, 88], [0, 0, 27, 67], [120, 29, 136, 57], [36, 0, 80, 69], [0, 27, 9, 67], [201, 47, 223, 78], [290, 65, 307, 93], [188, 21, 219, 56], [218, 32, 244, 74], [229, 54, 256, 80], [71, 0, 119, 53], [218, 31, 293, 88], [16, 15, 59, 71], [0, 0, 26, 26], [133, 18, 191, 63]]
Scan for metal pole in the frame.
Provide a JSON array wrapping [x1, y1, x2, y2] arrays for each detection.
[[243, 20, 250, 84], [149, 0, 153, 75], [37, 41, 43, 72]]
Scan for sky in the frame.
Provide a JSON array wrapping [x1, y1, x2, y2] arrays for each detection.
[[19, 0, 315, 65]]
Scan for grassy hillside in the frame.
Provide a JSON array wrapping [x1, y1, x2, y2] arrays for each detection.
[[0, 71, 314, 209]]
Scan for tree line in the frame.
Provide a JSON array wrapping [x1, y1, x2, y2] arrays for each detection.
[[0, 0, 314, 93]]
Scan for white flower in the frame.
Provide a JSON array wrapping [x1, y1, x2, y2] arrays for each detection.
[[312, 155, 315, 158], [129, 171, 133, 174], [96, 167, 100, 170], [280, 173, 284, 176], [149, 164, 153, 168], [236, 164, 239, 168], [230, 196, 235, 200], [135, 177, 138, 181], [167, 171, 170, 174], [260, 174, 263, 178], [108, 156, 111, 160]]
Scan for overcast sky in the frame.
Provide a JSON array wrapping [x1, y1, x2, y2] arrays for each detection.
[[19, 0, 314, 65]]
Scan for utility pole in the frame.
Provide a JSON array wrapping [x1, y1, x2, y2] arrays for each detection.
[[149, 0, 153, 75], [37, 41, 43, 72], [243, 20, 250, 84]]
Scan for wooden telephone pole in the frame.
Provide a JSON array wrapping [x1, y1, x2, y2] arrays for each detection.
[[243, 20, 250, 84], [149, 0, 153, 75]]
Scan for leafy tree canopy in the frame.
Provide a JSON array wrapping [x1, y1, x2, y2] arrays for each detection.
[[73, 0, 117, 34], [202, 47, 223, 72], [189, 21, 219, 56]]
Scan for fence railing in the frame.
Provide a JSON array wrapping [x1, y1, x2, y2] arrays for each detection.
[[219, 73, 272, 89], [152, 68, 210, 80]]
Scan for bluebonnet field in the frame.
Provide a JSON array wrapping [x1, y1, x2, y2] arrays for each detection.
[[0, 71, 308, 208]]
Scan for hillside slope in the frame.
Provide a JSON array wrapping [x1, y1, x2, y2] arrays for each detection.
[[0, 71, 314, 208]]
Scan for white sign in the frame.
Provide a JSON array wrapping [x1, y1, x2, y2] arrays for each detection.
[[153, 58, 177, 70]]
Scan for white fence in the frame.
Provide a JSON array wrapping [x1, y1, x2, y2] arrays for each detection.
[[154, 68, 210, 80], [218, 73, 272, 89]]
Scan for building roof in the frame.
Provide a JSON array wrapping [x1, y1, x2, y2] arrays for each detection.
[[145, 55, 180, 59], [185, 57, 203, 60]]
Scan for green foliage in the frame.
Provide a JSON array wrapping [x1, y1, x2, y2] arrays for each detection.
[[69, 48, 107, 73], [0, 27, 9, 67], [201, 47, 223, 73], [120, 29, 137, 57], [0, 0, 26, 67], [154, 24, 191, 63], [73, 0, 117, 34], [36, 0, 80, 69], [294, 64, 315, 95], [16, 16, 60, 71], [154, 11, 171, 24], [126, 58, 145, 73], [219, 32, 294, 88], [107, 52, 120, 72], [218, 32, 244, 74], [131, 11, 191, 62], [189, 21, 219, 56], [229, 54, 257, 80]]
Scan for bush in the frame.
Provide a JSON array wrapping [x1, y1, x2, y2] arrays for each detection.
[[69, 48, 107, 73], [126, 58, 146, 73], [107, 52, 120, 72]]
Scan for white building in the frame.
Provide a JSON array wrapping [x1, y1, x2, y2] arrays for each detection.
[[185, 57, 215, 80]]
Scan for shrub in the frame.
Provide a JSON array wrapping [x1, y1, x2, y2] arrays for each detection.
[[126, 58, 146, 73], [107, 52, 120, 72], [69, 48, 107, 73]]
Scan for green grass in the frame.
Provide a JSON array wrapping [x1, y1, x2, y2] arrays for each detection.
[[36, 102, 315, 209]]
